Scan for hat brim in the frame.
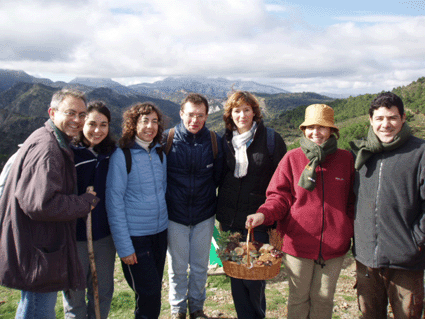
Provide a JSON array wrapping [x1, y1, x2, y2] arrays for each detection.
[[299, 119, 339, 131]]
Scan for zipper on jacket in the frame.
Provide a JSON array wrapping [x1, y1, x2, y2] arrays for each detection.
[[372, 156, 384, 268], [189, 139, 195, 223], [148, 148, 162, 232], [231, 179, 243, 228], [315, 166, 326, 268]]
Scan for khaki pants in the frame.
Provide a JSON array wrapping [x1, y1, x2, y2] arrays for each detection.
[[356, 260, 424, 319], [283, 253, 344, 319]]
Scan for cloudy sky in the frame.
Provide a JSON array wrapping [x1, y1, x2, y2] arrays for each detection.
[[1, 0, 424, 95]]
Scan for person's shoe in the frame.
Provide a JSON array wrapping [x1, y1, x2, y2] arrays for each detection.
[[189, 310, 208, 319], [171, 312, 186, 319]]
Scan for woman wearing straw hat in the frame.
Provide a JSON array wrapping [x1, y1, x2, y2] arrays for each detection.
[[246, 104, 355, 319]]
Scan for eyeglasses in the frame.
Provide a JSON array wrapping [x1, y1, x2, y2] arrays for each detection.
[[182, 112, 206, 120], [56, 110, 87, 120]]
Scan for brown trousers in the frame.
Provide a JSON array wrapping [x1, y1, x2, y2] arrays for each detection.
[[356, 260, 424, 319]]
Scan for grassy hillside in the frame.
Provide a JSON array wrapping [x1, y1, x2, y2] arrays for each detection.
[[266, 78, 425, 149]]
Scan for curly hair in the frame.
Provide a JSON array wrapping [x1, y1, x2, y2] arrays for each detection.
[[223, 91, 263, 131], [74, 100, 116, 154], [119, 102, 164, 149]]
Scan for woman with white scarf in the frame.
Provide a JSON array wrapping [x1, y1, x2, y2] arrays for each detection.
[[216, 91, 287, 319]]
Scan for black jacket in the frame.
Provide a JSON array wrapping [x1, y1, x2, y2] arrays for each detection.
[[165, 122, 224, 226], [216, 121, 286, 231], [353, 135, 425, 270], [71, 145, 116, 241]]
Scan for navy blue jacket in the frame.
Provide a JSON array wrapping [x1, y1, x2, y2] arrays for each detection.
[[165, 122, 224, 226], [71, 145, 116, 241]]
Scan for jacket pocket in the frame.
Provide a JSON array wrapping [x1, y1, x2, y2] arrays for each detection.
[[28, 245, 67, 288]]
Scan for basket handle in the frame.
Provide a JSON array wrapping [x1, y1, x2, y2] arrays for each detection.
[[246, 227, 255, 267]]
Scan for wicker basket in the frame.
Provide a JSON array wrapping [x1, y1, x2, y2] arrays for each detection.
[[221, 228, 282, 280]]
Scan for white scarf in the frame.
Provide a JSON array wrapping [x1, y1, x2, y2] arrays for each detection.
[[232, 122, 257, 178], [135, 136, 152, 151]]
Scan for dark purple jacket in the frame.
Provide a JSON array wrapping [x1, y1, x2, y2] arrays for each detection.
[[0, 120, 99, 293]]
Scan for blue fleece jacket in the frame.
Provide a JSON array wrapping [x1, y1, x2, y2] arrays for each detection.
[[105, 142, 168, 258]]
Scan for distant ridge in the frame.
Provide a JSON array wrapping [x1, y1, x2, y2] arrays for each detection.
[[319, 92, 356, 99], [69, 77, 136, 96], [129, 76, 289, 98], [0, 69, 53, 91], [0, 69, 290, 100]]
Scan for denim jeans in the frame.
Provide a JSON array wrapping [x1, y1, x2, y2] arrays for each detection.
[[15, 290, 58, 319], [122, 230, 168, 319], [167, 216, 215, 314], [62, 235, 116, 319]]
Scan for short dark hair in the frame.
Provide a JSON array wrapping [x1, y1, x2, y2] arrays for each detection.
[[181, 93, 209, 114], [50, 88, 87, 110], [369, 92, 404, 117], [223, 91, 263, 131], [74, 100, 116, 154]]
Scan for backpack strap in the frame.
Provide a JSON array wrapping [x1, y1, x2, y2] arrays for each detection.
[[164, 128, 175, 156], [122, 148, 132, 174], [156, 147, 164, 163], [210, 131, 218, 160], [266, 127, 275, 157]]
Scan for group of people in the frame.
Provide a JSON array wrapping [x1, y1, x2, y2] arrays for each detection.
[[0, 87, 424, 319]]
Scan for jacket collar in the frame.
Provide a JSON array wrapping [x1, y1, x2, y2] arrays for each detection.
[[46, 119, 72, 151], [129, 139, 161, 151], [176, 121, 208, 142], [71, 143, 113, 161], [225, 120, 265, 142]]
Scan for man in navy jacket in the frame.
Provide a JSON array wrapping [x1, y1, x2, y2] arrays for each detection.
[[165, 93, 223, 319]]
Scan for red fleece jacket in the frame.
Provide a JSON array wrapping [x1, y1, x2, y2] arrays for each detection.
[[257, 147, 355, 261]]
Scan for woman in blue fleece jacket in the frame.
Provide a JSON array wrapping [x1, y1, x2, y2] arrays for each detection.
[[106, 102, 168, 319], [63, 101, 117, 319]]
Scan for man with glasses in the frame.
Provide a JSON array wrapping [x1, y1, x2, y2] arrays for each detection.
[[165, 93, 223, 319], [0, 88, 99, 318]]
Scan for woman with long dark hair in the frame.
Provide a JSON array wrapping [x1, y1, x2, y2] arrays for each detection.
[[63, 101, 117, 319]]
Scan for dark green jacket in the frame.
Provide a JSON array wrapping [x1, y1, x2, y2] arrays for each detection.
[[353, 135, 425, 270]]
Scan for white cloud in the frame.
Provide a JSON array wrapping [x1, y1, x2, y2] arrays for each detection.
[[265, 4, 288, 12], [1, 0, 425, 94]]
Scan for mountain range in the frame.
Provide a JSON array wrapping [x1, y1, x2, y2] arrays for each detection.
[[2, 68, 424, 170], [0, 69, 289, 99], [0, 69, 336, 167]]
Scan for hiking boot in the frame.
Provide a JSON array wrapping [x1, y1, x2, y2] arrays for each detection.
[[189, 310, 208, 319], [172, 313, 186, 319]]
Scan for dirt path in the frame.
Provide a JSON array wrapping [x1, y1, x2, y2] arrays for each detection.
[[193, 255, 396, 319]]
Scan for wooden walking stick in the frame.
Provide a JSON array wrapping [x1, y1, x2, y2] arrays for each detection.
[[86, 186, 101, 319]]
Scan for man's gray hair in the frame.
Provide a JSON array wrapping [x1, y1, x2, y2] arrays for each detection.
[[50, 88, 87, 110]]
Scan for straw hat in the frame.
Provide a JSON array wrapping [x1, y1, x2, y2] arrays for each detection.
[[299, 104, 339, 132]]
